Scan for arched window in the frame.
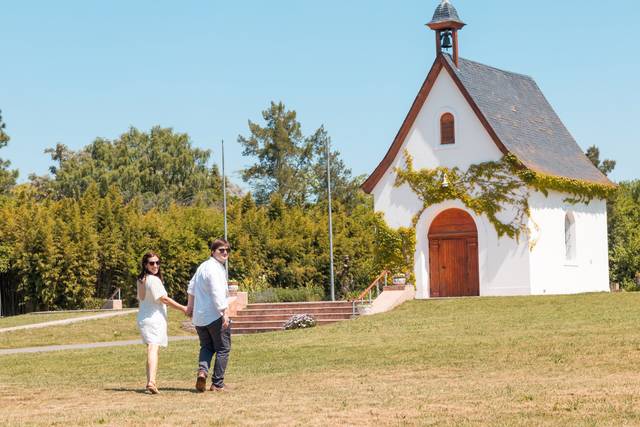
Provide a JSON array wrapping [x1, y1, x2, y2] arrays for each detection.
[[564, 212, 576, 261], [440, 113, 455, 145]]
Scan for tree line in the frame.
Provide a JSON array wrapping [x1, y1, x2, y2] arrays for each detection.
[[0, 104, 410, 315], [0, 104, 638, 315]]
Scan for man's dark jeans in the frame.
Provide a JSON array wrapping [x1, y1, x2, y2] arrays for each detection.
[[195, 317, 231, 388]]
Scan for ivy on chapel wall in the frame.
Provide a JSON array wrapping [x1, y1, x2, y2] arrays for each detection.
[[394, 151, 616, 241]]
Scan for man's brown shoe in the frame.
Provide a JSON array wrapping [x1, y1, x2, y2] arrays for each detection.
[[210, 385, 225, 392], [195, 373, 207, 392]]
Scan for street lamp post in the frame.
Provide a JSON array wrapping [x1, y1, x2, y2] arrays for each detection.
[[222, 139, 229, 279], [326, 139, 335, 301]]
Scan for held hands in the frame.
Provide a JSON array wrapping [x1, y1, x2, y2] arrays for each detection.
[[222, 313, 230, 329]]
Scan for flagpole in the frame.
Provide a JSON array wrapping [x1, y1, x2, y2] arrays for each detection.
[[222, 139, 229, 279], [326, 138, 335, 301]]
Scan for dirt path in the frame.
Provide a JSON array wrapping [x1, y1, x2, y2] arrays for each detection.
[[0, 335, 198, 356], [0, 309, 138, 334]]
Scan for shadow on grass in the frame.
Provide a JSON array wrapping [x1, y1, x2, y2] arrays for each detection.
[[105, 387, 199, 394]]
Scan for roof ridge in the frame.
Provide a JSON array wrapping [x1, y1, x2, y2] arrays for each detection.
[[362, 53, 612, 192], [444, 53, 534, 80]]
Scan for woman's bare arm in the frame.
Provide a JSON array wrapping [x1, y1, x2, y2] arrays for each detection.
[[159, 295, 187, 314]]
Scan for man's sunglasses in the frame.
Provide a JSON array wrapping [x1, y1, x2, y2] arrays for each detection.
[[216, 248, 231, 254], [147, 261, 161, 266]]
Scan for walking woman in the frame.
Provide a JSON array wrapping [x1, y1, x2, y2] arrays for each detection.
[[136, 252, 187, 394]]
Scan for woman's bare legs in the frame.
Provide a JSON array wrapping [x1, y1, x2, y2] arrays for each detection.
[[146, 344, 159, 393]]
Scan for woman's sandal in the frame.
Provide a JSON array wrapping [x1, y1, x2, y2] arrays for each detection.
[[146, 382, 160, 395]]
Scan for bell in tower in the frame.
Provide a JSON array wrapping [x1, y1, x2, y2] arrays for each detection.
[[440, 30, 453, 49], [427, 0, 465, 66]]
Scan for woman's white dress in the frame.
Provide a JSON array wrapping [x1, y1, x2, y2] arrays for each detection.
[[136, 275, 169, 347]]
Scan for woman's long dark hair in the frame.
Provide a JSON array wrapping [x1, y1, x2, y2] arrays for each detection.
[[137, 252, 163, 300]]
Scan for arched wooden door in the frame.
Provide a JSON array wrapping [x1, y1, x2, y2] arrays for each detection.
[[428, 209, 479, 297]]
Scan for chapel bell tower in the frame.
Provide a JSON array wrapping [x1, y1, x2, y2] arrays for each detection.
[[427, 0, 465, 67]]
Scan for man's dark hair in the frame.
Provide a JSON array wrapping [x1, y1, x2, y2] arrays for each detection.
[[209, 238, 230, 252]]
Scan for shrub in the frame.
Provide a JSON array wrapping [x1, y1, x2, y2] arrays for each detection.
[[283, 314, 316, 330], [249, 288, 278, 303], [249, 282, 325, 303]]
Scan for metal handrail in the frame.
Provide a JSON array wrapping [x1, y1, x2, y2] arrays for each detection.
[[351, 270, 389, 316], [107, 287, 121, 301]]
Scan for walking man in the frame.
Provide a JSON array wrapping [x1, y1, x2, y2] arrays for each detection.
[[186, 238, 231, 392]]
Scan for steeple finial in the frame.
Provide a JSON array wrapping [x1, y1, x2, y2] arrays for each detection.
[[427, 0, 465, 66]]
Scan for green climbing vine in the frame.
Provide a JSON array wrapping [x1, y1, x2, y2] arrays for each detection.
[[373, 215, 416, 281], [394, 150, 616, 240]]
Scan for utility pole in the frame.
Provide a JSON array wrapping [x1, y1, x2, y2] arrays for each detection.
[[222, 139, 229, 279], [326, 138, 335, 301]]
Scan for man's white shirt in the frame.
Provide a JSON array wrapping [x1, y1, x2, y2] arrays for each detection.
[[187, 257, 229, 327]]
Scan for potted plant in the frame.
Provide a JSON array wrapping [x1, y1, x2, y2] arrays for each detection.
[[392, 273, 406, 286], [228, 280, 239, 294]]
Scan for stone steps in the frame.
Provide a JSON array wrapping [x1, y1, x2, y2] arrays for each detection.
[[237, 307, 354, 316], [231, 301, 356, 334], [237, 302, 353, 310], [232, 313, 353, 322]]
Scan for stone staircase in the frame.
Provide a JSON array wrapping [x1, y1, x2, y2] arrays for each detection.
[[231, 301, 355, 334]]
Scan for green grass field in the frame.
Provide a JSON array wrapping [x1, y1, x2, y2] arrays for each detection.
[[0, 311, 106, 329], [1, 293, 640, 426], [0, 311, 191, 350]]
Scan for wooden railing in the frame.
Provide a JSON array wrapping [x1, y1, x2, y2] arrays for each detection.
[[351, 270, 389, 316]]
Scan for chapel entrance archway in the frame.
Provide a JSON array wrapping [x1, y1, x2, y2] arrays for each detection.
[[428, 208, 479, 297]]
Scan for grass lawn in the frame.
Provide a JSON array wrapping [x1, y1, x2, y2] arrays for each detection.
[[0, 311, 107, 329], [0, 312, 191, 349], [1, 293, 640, 426]]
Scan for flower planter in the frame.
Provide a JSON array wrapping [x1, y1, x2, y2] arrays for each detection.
[[228, 280, 239, 294], [392, 274, 406, 286]]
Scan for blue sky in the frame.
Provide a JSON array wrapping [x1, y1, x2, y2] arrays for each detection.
[[2, 0, 639, 187]]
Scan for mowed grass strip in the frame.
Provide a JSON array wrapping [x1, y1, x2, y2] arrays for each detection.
[[0, 312, 192, 349], [0, 311, 104, 329], [1, 293, 640, 426]]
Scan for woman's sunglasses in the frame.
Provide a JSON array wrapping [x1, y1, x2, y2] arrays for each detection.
[[147, 260, 161, 266], [216, 248, 231, 254]]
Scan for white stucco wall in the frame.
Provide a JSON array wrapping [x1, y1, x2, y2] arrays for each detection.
[[370, 67, 610, 299], [371, 68, 531, 299], [372, 69, 504, 229], [528, 191, 609, 295]]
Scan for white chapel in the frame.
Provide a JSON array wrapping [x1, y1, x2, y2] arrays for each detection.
[[362, 0, 613, 299]]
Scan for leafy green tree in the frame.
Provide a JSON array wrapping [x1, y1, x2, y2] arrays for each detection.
[[2, 111, 408, 312], [53, 201, 100, 308], [93, 185, 137, 300], [238, 102, 317, 205], [586, 145, 616, 176], [0, 110, 18, 193], [609, 180, 640, 290], [308, 127, 362, 209], [239, 102, 362, 208], [12, 197, 58, 311], [148, 204, 223, 303], [38, 127, 222, 209]]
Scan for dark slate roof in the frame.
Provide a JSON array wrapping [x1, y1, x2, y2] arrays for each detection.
[[443, 54, 611, 185], [429, 0, 464, 25]]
